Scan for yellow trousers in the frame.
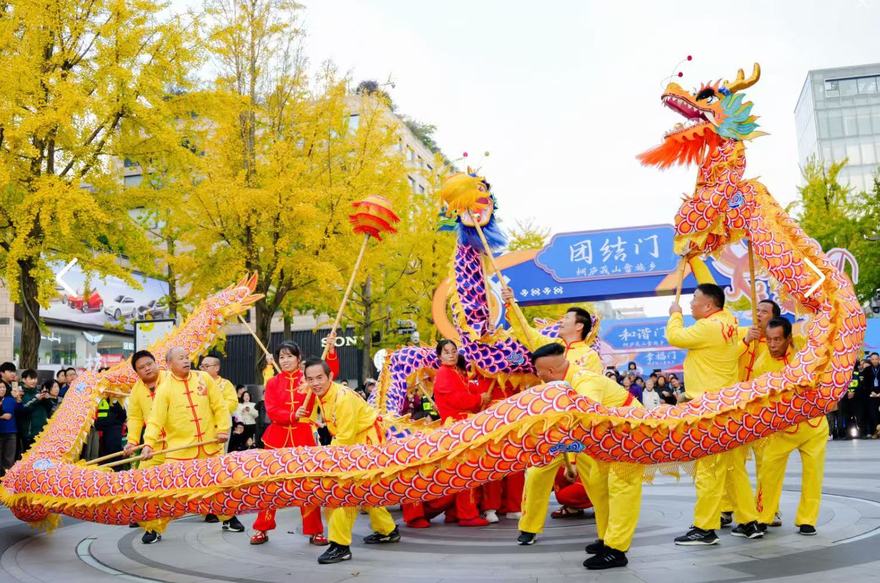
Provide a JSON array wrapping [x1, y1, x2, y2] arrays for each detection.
[[694, 446, 757, 530], [756, 417, 828, 526], [721, 440, 767, 513], [328, 506, 396, 546], [139, 456, 229, 533], [582, 457, 642, 552], [519, 453, 592, 534]]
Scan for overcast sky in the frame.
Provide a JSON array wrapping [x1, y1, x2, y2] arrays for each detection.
[[172, 1, 880, 315], [297, 0, 879, 236]]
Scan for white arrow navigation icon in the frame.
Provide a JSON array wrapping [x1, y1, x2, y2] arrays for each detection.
[[55, 258, 79, 296]]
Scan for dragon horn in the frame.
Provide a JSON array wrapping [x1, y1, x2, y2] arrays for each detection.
[[724, 63, 761, 93]]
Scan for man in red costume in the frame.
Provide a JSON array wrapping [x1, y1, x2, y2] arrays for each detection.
[[248, 336, 339, 546], [403, 340, 490, 528]]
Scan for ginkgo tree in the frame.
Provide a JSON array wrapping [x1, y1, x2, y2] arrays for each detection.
[[0, 0, 198, 367], [173, 0, 414, 380]]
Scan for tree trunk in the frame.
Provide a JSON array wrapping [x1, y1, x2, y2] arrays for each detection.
[[18, 260, 41, 369], [282, 313, 292, 341], [165, 237, 179, 320], [253, 301, 273, 384], [360, 275, 373, 384]]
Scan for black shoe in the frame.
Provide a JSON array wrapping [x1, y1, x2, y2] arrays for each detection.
[[757, 522, 768, 533], [798, 524, 817, 536], [223, 516, 245, 532], [583, 548, 628, 570], [517, 531, 537, 545], [204, 514, 219, 523], [129, 522, 139, 528], [141, 530, 161, 544], [720, 512, 733, 528], [317, 543, 352, 564], [674, 527, 719, 546], [363, 526, 400, 544], [585, 539, 605, 554], [730, 521, 764, 539]]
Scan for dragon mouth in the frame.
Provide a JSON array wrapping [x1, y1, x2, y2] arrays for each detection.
[[662, 94, 716, 137]]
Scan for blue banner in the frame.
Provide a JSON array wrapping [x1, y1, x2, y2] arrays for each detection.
[[535, 224, 678, 283]]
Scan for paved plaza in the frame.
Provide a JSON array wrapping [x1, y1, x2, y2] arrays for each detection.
[[2, 440, 879, 583]]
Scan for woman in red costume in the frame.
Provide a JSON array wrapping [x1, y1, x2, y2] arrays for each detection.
[[249, 337, 340, 546], [403, 340, 490, 528]]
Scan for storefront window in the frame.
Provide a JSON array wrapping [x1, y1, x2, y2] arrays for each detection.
[[13, 321, 134, 370]]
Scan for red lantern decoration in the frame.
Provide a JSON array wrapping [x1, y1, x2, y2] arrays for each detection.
[[349, 195, 401, 241]]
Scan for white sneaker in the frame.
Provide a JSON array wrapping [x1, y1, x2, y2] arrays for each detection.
[[505, 512, 522, 519], [484, 510, 499, 524]]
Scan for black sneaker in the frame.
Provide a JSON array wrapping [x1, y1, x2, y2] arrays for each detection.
[[720, 512, 733, 528], [223, 516, 245, 532], [730, 521, 764, 539], [129, 522, 139, 528], [363, 526, 400, 544], [757, 523, 768, 533], [583, 548, 628, 570], [141, 530, 161, 544], [317, 543, 352, 564], [517, 531, 537, 545], [674, 527, 719, 546], [204, 514, 219, 523], [798, 524, 817, 536], [585, 539, 605, 554]]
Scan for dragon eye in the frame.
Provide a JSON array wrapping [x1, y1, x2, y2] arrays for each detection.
[[696, 87, 716, 102]]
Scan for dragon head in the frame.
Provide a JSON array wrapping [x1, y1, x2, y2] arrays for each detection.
[[439, 169, 506, 251], [638, 64, 763, 168]]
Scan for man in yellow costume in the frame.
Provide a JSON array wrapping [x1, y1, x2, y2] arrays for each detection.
[[668, 283, 764, 544], [123, 350, 167, 542], [528, 343, 642, 570], [303, 357, 400, 565], [753, 317, 827, 536], [140, 347, 242, 541], [501, 288, 605, 543], [719, 299, 782, 528], [501, 287, 603, 374]]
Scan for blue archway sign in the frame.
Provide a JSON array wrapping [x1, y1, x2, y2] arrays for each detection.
[[499, 224, 732, 305]]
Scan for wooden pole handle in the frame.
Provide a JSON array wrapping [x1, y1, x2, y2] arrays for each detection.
[[322, 233, 371, 360], [85, 443, 147, 465], [99, 438, 220, 469], [674, 255, 689, 304], [468, 214, 534, 335], [238, 314, 280, 373]]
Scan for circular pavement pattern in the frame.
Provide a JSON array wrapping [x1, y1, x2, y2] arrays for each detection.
[[3, 440, 880, 583]]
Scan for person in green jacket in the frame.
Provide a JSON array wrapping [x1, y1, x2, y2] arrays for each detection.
[[24, 380, 60, 443]]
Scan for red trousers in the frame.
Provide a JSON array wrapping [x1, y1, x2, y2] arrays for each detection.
[[253, 428, 324, 535], [253, 505, 323, 535], [481, 472, 525, 513], [403, 488, 482, 523], [554, 468, 592, 509]]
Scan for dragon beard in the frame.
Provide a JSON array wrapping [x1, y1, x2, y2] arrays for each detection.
[[638, 126, 725, 169], [457, 214, 507, 253]]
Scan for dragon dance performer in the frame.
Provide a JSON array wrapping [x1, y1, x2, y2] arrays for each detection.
[[550, 467, 592, 519], [668, 283, 763, 545], [123, 350, 167, 539], [501, 287, 603, 374], [403, 340, 491, 528], [197, 355, 240, 522], [754, 317, 828, 536], [140, 347, 240, 541], [304, 357, 401, 565], [249, 337, 340, 546], [480, 376, 525, 523], [501, 288, 605, 543], [530, 343, 642, 570], [719, 299, 782, 528]]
